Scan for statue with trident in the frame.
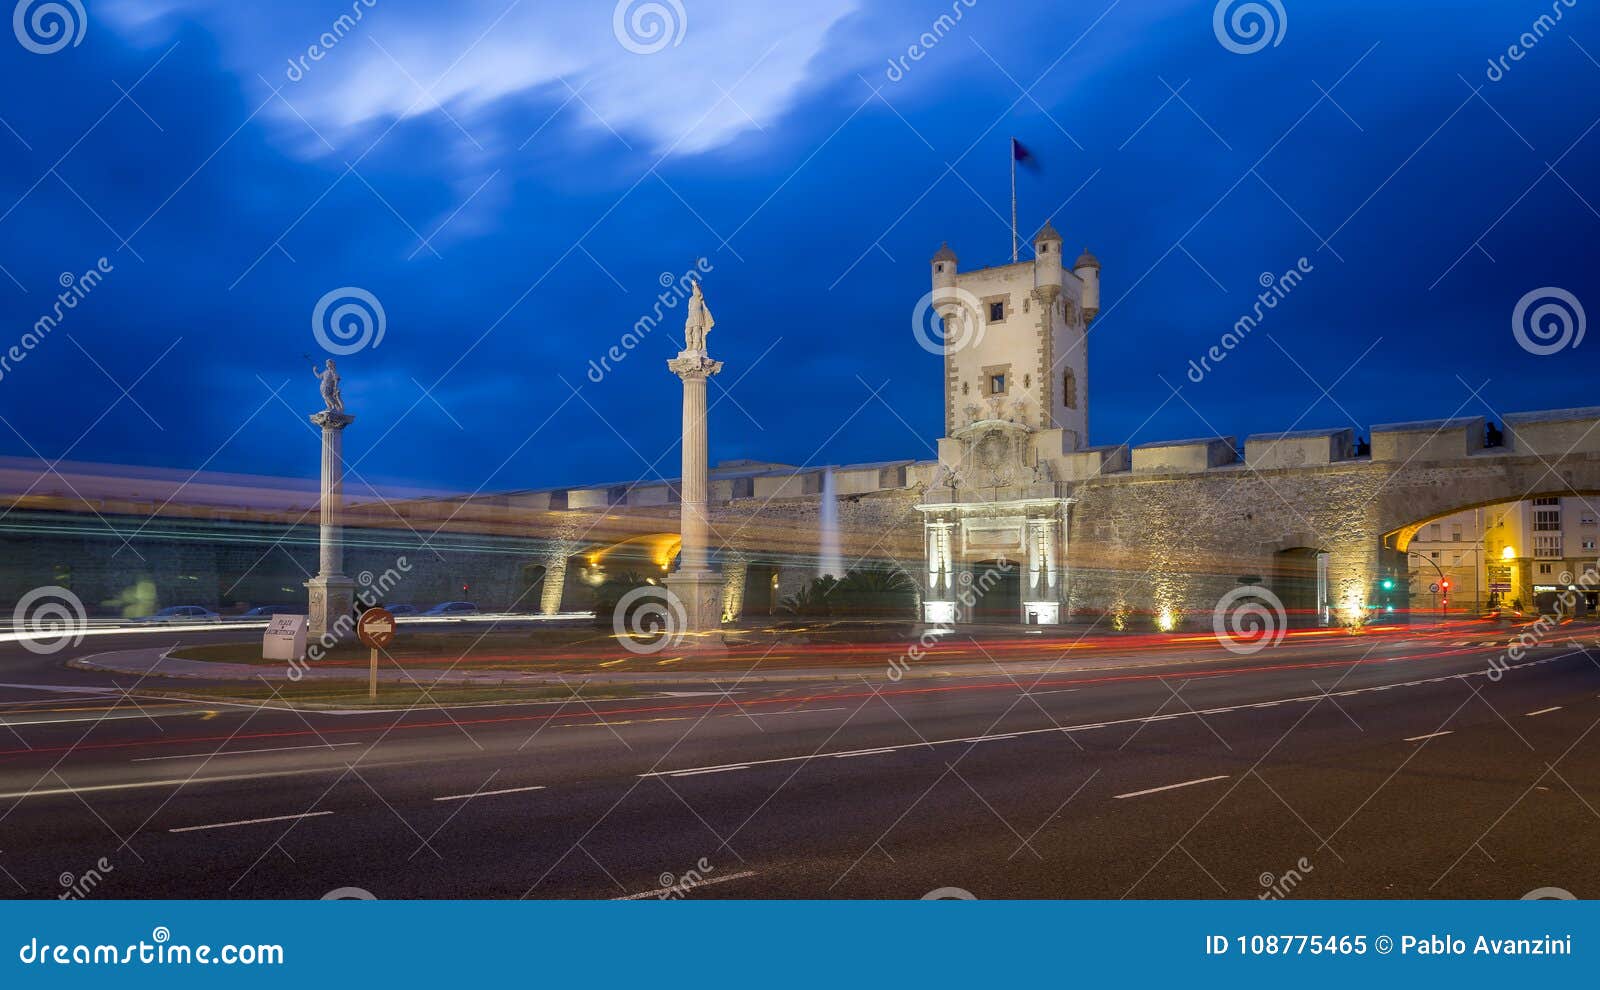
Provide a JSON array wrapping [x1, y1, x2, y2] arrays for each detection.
[[684, 280, 714, 352]]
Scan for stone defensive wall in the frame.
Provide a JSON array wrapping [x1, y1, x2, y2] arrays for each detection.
[[3, 407, 1597, 622]]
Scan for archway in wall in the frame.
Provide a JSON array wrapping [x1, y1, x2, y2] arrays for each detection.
[[967, 557, 1020, 624], [743, 564, 779, 617], [1384, 490, 1600, 620], [1271, 548, 1328, 627]]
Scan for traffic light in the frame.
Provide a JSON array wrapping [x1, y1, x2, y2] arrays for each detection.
[[1381, 578, 1395, 591], [1440, 580, 1450, 592]]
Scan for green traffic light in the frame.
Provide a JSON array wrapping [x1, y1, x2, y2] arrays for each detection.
[[1381, 578, 1394, 590]]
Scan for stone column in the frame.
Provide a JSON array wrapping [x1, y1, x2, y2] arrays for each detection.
[[666, 349, 723, 631], [306, 410, 356, 642]]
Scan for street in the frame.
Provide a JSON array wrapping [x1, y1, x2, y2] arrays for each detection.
[[0, 625, 1595, 900]]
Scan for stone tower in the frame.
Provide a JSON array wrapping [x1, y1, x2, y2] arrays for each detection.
[[932, 221, 1096, 450]]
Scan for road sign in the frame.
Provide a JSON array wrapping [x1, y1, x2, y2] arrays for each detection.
[[1490, 583, 1511, 592], [356, 607, 395, 702], [357, 608, 396, 650], [262, 614, 306, 662], [1428, 582, 1439, 594]]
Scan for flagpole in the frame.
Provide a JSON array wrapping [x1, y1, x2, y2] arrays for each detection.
[[1010, 139, 1018, 263]]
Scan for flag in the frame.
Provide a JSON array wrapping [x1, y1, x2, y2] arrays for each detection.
[[1012, 137, 1040, 171]]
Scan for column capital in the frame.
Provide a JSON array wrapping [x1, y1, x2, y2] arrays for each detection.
[[668, 352, 723, 381], [310, 410, 356, 430]]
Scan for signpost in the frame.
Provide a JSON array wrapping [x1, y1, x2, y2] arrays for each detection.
[[262, 614, 307, 663], [356, 607, 396, 701]]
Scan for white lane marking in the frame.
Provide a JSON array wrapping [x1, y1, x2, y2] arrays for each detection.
[[169, 811, 334, 833], [638, 651, 1586, 780], [741, 707, 849, 718], [0, 766, 360, 802], [1, 711, 204, 727], [0, 682, 123, 696], [433, 784, 546, 802], [1524, 707, 1562, 717], [134, 742, 361, 763], [613, 870, 760, 900], [1027, 688, 1080, 697], [832, 748, 898, 759], [1113, 775, 1229, 800], [667, 765, 750, 777], [1405, 731, 1454, 742]]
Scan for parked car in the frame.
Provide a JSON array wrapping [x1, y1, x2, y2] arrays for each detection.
[[382, 603, 421, 616], [134, 605, 221, 624], [239, 604, 300, 618], [423, 601, 479, 617]]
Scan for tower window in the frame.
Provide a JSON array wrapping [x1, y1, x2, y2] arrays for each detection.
[[1062, 369, 1077, 409], [983, 296, 1007, 323], [982, 364, 1011, 397]]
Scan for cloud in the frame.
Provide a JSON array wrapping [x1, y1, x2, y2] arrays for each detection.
[[101, 0, 859, 157]]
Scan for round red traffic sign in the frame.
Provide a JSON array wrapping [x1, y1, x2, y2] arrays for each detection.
[[357, 607, 396, 650]]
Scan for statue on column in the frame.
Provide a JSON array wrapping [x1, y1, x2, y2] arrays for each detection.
[[312, 358, 345, 414], [685, 280, 714, 352]]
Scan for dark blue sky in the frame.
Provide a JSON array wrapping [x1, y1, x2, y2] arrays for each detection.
[[0, 0, 1594, 494]]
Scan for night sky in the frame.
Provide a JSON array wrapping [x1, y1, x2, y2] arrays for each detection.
[[0, 0, 1594, 495]]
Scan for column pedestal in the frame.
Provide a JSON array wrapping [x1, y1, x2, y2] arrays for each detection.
[[666, 569, 726, 632], [306, 574, 356, 643]]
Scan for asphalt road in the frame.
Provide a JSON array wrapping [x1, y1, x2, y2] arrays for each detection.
[[0, 623, 1596, 900]]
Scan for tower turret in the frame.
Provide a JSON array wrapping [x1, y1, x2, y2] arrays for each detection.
[[1074, 247, 1100, 324], [1033, 221, 1063, 294], [931, 242, 958, 292]]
